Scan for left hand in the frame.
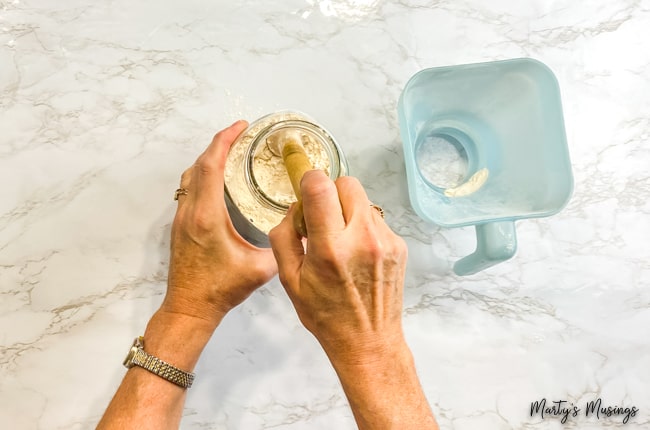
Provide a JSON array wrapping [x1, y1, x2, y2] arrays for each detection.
[[163, 120, 278, 326]]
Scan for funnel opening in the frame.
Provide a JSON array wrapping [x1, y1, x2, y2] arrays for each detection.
[[415, 128, 473, 191]]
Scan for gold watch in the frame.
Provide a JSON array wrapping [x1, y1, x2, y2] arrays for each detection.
[[123, 336, 195, 389]]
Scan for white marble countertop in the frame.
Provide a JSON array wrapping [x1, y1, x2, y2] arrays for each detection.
[[1, 1, 649, 429]]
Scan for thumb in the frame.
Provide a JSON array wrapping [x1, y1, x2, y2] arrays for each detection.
[[269, 204, 305, 292], [193, 120, 249, 201]]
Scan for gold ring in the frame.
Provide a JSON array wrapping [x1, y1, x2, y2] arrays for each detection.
[[174, 188, 189, 201], [370, 203, 384, 218]]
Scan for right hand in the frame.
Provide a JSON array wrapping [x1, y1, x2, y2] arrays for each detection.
[[269, 170, 408, 364]]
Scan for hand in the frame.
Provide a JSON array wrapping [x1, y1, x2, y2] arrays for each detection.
[[98, 121, 280, 430], [269, 171, 437, 429], [269, 170, 408, 364], [164, 120, 278, 326]]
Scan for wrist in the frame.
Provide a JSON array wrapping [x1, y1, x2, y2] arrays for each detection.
[[318, 329, 409, 368], [160, 284, 230, 328], [140, 308, 222, 372], [328, 340, 437, 429], [327, 336, 412, 371]]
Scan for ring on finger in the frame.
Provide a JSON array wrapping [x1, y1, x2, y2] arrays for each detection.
[[174, 188, 189, 201], [370, 203, 384, 218]]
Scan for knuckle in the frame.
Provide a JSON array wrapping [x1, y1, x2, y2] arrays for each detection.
[[301, 171, 334, 199], [277, 271, 291, 287], [362, 232, 407, 266], [180, 167, 193, 184], [212, 130, 225, 143], [268, 225, 284, 246], [394, 235, 408, 258], [334, 175, 360, 189], [386, 235, 408, 265], [315, 238, 347, 267], [335, 176, 366, 199], [364, 236, 385, 262], [196, 157, 213, 176], [268, 226, 279, 242], [318, 240, 340, 262], [189, 206, 214, 232]]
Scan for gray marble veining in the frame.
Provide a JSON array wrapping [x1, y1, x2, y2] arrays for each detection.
[[1, 0, 649, 428]]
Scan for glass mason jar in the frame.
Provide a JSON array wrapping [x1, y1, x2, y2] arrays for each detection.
[[224, 111, 348, 247]]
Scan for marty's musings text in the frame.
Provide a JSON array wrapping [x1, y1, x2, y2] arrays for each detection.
[[530, 398, 639, 424]]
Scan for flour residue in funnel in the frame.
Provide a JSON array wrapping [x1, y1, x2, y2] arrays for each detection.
[[444, 168, 489, 197]]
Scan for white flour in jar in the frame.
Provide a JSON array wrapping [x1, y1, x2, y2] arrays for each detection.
[[253, 132, 329, 205], [224, 112, 331, 234]]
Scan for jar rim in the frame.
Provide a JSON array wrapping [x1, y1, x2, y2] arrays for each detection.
[[245, 119, 343, 211], [224, 110, 348, 241]]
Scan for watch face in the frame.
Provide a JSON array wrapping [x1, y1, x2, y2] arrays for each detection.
[[123, 346, 138, 368]]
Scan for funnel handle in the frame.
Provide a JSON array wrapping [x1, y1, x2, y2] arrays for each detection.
[[453, 221, 517, 276]]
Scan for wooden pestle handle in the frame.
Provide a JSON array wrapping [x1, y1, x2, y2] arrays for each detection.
[[281, 140, 311, 237]]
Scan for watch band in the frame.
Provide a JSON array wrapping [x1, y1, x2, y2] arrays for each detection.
[[123, 336, 195, 389]]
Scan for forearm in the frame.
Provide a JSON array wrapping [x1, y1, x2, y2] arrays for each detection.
[[329, 340, 438, 430], [97, 309, 222, 430]]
